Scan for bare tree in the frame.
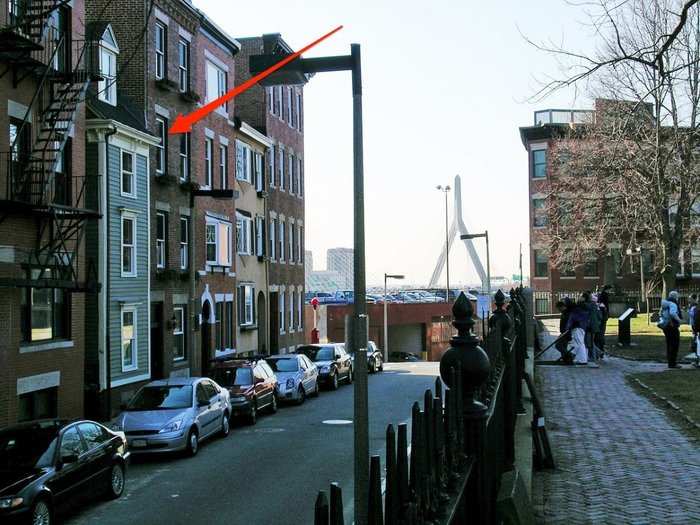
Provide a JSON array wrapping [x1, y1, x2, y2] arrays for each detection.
[[528, 0, 700, 296]]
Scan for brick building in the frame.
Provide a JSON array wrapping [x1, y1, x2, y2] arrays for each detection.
[[235, 34, 306, 353], [0, 0, 97, 427], [518, 104, 692, 314]]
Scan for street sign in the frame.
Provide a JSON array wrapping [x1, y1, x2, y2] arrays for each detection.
[[512, 274, 522, 281], [476, 294, 491, 319]]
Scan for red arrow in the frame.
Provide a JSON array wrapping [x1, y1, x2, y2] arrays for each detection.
[[169, 25, 343, 134]]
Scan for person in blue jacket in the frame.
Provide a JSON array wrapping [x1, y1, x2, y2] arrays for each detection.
[[658, 290, 683, 368]]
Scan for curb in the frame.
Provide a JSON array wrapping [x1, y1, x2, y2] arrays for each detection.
[[631, 377, 700, 431]]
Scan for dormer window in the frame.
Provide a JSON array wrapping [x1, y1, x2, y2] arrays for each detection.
[[98, 25, 120, 106]]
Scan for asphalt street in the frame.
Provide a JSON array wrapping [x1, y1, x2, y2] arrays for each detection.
[[62, 362, 440, 525]]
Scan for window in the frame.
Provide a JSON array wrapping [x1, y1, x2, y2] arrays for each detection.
[[290, 154, 296, 195], [216, 303, 234, 352], [204, 137, 213, 188], [297, 224, 303, 263], [206, 218, 232, 266], [121, 306, 137, 371], [59, 426, 87, 458], [267, 86, 273, 112], [255, 216, 264, 257], [219, 144, 228, 189], [691, 247, 700, 275], [279, 220, 285, 262], [179, 133, 190, 181], [254, 152, 263, 192], [215, 301, 222, 351], [278, 146, 285, 189], [535, 298, 550, 315], [121, 151, 134, 196], [292, 89, 298, 128], [206, 61, 227, 110], [238, 285, 255, 326], [98, 46, 117, 105], [155, 116, 167, 175], [268, 146, 276, 187], [287, 153, 293, 191], [180, 217, 188, 270], [20, 269, 69, 343], [289, 220, 295, 263], [18, 387, 57, 422], [79, 422, 109, 450], [289, 291, 294, 331], [236, 141, 251, 183], [173, 306, 186, 360], [274, 86, 282, 115], [296, 92, 303, 131], [121, 215, 136, 276], [155, 22, 166, 80], [236, 212, 253, 255], [297, 157, 303, 197], [286, 87, 293, 124], [269, 217, 276, 260], [532, 198, 546, 227], [156, 211, 167, 269], [297, 290, 303, 330], [178, 39, 189, 92], [279, 292, 285, 333], [584, 251, 598, 277], [532, 149, 546, 179], [534, 250, 548, 278]]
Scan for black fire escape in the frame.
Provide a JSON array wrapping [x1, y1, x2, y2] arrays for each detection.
[[0, 0, 101, 292]]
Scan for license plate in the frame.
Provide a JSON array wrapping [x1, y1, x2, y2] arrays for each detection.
[[131, 439, 147, 448]]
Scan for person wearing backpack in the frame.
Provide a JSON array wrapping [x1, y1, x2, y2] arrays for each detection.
[[658, 290, 683, 368], [566, 297, 591, 365]]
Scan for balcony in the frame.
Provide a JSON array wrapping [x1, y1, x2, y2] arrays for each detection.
[[533, 109, 594, 126]]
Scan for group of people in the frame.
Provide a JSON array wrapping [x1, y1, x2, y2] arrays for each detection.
[[555, 285, 611, 368], [659, 291, 700, 368]]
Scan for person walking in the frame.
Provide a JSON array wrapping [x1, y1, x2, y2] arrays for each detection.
[[659, 290, 683, 368], [567, 297, 591, 365], [598, 285, 612, 356], [555, 298, 574, 364], [583, 291, 602, 368]]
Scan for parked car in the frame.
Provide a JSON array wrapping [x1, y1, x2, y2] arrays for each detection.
[[266, 354, 319, 404], [296, 343, 353, 390], [389, 351, 423, 362], [209, 357, 278, 425], [110, 377, 231, 456], [348, 340, 384, 373], [0, 419, 129, 525]]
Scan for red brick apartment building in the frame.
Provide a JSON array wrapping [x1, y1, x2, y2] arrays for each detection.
[[519, 103, 700, 314], [0, 0, 96, 427]]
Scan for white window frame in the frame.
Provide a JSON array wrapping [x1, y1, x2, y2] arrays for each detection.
[[288, 290, 295, 333], [255, 216, 264, 257], [254, 152, 263, 192], [206, 60, 227, 114], [156, 211, 166, 269], [120, 150, 135, 198], [297, 224, 302, 263], [178, 38, 189, 92], [299, 158, 304, 197], [269, 217, 276, 261], [288, 219, 295, 263], [297, 289, 303, 330], [179, 133, 190, 181], [219, 144, 228, 189], [279, 292, 285, 333], [236, 212, 253, 256], [205, 217, 232, 267], [173, 306, 185, 361], [204, 137, 213, 188], [296, 92, 302, 131], [287, 153, 293, 191], [121, 214, 137, 277], [179, 216, 188, 270], [278, 146, 285, 190], [276, 86, 283, 117], [155, 116, 166, 175], [121, 306, 137, 372], [289, 153, 295, 195], [279, 220, 285, 262], [155, 22, 166, 80], [236, 140, 252, 183], [98, 46, 117, 105], [286, 87, 293, 125], [239, 285, 255, 326], [268, 146, 276, 187]]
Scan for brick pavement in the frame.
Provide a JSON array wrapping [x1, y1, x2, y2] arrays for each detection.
[[533, 321, 700, 524]]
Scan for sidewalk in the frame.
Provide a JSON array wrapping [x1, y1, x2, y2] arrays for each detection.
[[533, 321, 700, 524]]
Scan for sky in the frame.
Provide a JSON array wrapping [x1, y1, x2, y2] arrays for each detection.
[[197, 0, 596, 287]]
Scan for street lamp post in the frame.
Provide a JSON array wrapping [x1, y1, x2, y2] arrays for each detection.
[[249, 42, 369, 524], [437, 185, 451, 302], [383, 273, 404, 364], [461, 231, 491, 296]]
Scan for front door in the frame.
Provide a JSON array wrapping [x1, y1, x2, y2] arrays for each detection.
[[150, 302, 165, 379], [269, 292, 279, 354], [201, 301, 212, 376]]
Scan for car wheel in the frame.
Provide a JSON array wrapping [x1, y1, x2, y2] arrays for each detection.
[[378, 360, 384, 372], [297, 385, 306, 405], [270, 393, 278, 414], [369, 359, 376, 374], [313, 380, 320, 397], [106, 462, 125, 499], [30, 497, 52, 525], [330, 372, 339, 391], [248, 401, 258, 425], [347, 367, 353, 384], [186, 428, 199, 457], [220, 412, 230, 437]]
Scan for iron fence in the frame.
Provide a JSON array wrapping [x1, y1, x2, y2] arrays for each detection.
[[313, 288, 529, 524]]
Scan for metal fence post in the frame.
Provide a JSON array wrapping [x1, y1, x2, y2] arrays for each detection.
[[330, 483, 344, 525], [315, 490, 329, 525], [368, 455, 384, 525], [385, 425, 399, 524]]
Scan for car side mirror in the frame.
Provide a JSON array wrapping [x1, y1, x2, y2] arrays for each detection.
[[60, 453, 79, 465], [335, 354, 341, 360]]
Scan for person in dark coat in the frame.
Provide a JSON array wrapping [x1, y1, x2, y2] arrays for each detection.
[[555, 298, 574, 364], [597, 285, 612, 355]]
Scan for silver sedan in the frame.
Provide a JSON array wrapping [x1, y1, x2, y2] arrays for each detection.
[[265, 354, 319, 404], [110, 377, 231, 456]]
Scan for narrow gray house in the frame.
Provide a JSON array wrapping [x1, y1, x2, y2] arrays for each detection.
[[84, 24, 160, 418]]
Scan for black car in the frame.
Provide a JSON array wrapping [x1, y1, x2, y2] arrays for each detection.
[[0, 419, 129, 525], [348, 341, 384, 373], [296, 343, 353, 390], [389, 351, 422, 362]]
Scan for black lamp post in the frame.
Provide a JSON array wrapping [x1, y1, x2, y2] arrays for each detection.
[[249, 42, 369, 524]]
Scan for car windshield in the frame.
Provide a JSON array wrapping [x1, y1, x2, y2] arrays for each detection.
[[211, 367, 253, 387], [267, 359, 299, 372], [127, 385, 193, 410], [299, 345, 335, 361], [0, 424, 59, 470]]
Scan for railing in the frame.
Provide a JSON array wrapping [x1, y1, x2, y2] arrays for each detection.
[[313, 288, 529, 524], [533, 109, 594, 126]]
